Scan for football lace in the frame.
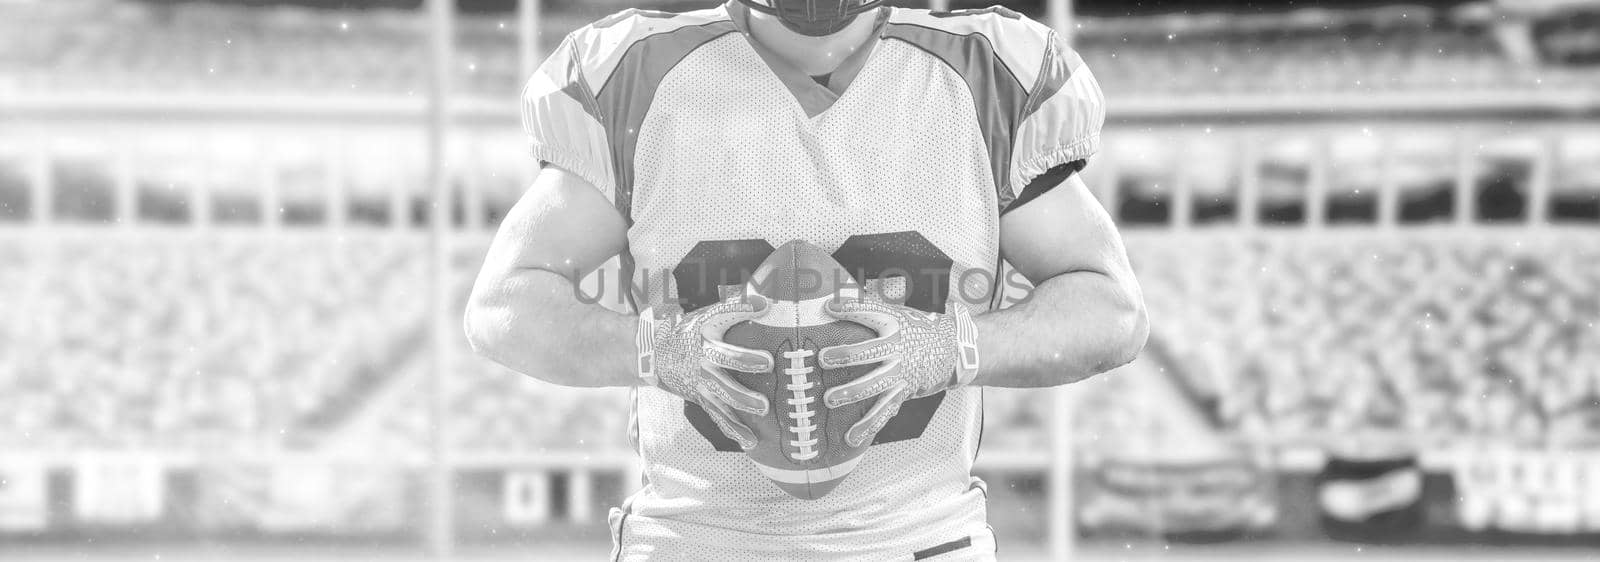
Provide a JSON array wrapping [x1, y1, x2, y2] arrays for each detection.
[[781, 349, 820, 461]]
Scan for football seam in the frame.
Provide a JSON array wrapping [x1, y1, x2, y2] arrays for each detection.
[[783, 247, 819, 463], [781, 349, 819, 461]]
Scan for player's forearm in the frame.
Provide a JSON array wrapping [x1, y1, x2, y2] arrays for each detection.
[[463, 268, 639, 388], [969, 270, 1148, 388]]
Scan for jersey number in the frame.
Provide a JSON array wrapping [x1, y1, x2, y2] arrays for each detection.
[[672, 232, 954, 452]]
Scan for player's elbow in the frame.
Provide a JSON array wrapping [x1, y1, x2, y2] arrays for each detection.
[[462, 298, 504, 362], [464, 284, 584, 386], [462, 292, 534, 371], [1105, 297, 1150, 371], [1078, 281, 1150, 379]]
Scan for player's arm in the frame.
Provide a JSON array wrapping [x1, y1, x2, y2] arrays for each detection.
[[463, 164, 772, 445], [815, 25, 1141, 444], [974, 171, 1149, 388], [462, 164, 773, 443], [462, 165, 638, 388], [972, 29, 1146, 388], [817, 172, 1145, 444], [817, 170, 1144, 445], [465, 28, 770, 444]]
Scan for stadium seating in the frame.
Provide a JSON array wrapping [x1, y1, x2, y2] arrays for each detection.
[[1076, 24, 1595, 95], [6, 229, 1598, 454], [0, 234, 429, 450], [1129, 232, 1600, 441], [3, 0, 1595, 99], [362, 247, 635, 455], [0, 0, 543, 96]]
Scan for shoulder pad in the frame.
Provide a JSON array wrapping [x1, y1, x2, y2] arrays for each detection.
[[567, 7, 732, 92], [884, 7, 1057, 90]]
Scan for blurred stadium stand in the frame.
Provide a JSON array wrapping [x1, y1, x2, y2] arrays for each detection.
[[1131, 232, 1600, 441], [1, 0, 1599, 557], [3, 0, 1596, 98]]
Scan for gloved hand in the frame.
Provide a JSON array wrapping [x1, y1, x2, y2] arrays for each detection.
[[818, 298, 981, 447], [637, 294, 774, 450]]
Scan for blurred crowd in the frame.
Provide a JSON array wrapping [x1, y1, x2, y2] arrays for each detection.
[[10, 231, 1594, 454], [0, 1, 526, 96], [379, 247, 635, 454], [2, 0, 1595, 98], [1132, 233, 1600, 444], [1077, 17, 1592, 94], [0, 235, 428, 451], [0, 238, 640, 454]]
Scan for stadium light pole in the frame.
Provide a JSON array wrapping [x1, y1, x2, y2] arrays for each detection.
[[1048, 0, 1073, 36], [519, 0, 541, 80], [426, 0, 457, 558], [1044, 3, 1076, 560]]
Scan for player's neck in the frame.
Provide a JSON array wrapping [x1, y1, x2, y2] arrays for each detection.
[[745, 10, 880, 77]]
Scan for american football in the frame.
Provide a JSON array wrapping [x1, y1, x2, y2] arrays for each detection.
[[720, 240, 879, 500]]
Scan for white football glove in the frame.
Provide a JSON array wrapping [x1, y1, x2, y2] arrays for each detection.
[[636, 294, 774, 450], [818, 298, 981, 447]]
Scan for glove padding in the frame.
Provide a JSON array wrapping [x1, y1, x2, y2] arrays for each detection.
[[818, 298, 981, 448], [637, 294, 774, 450]]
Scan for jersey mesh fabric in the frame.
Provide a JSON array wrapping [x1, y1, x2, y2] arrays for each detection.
[[617, 31, 995, 559]]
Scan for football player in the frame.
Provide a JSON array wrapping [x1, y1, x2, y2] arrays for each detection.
[[464, 1, 1149, 559]]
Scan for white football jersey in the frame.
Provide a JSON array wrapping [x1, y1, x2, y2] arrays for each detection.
[[520, 2, 1104, 559]]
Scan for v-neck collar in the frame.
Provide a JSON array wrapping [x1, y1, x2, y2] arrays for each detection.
[[724, 1, 890, 119]]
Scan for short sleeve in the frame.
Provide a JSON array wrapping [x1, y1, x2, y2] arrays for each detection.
[[519, 34, 616, 199], [1008, 36, 1106, 196]]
